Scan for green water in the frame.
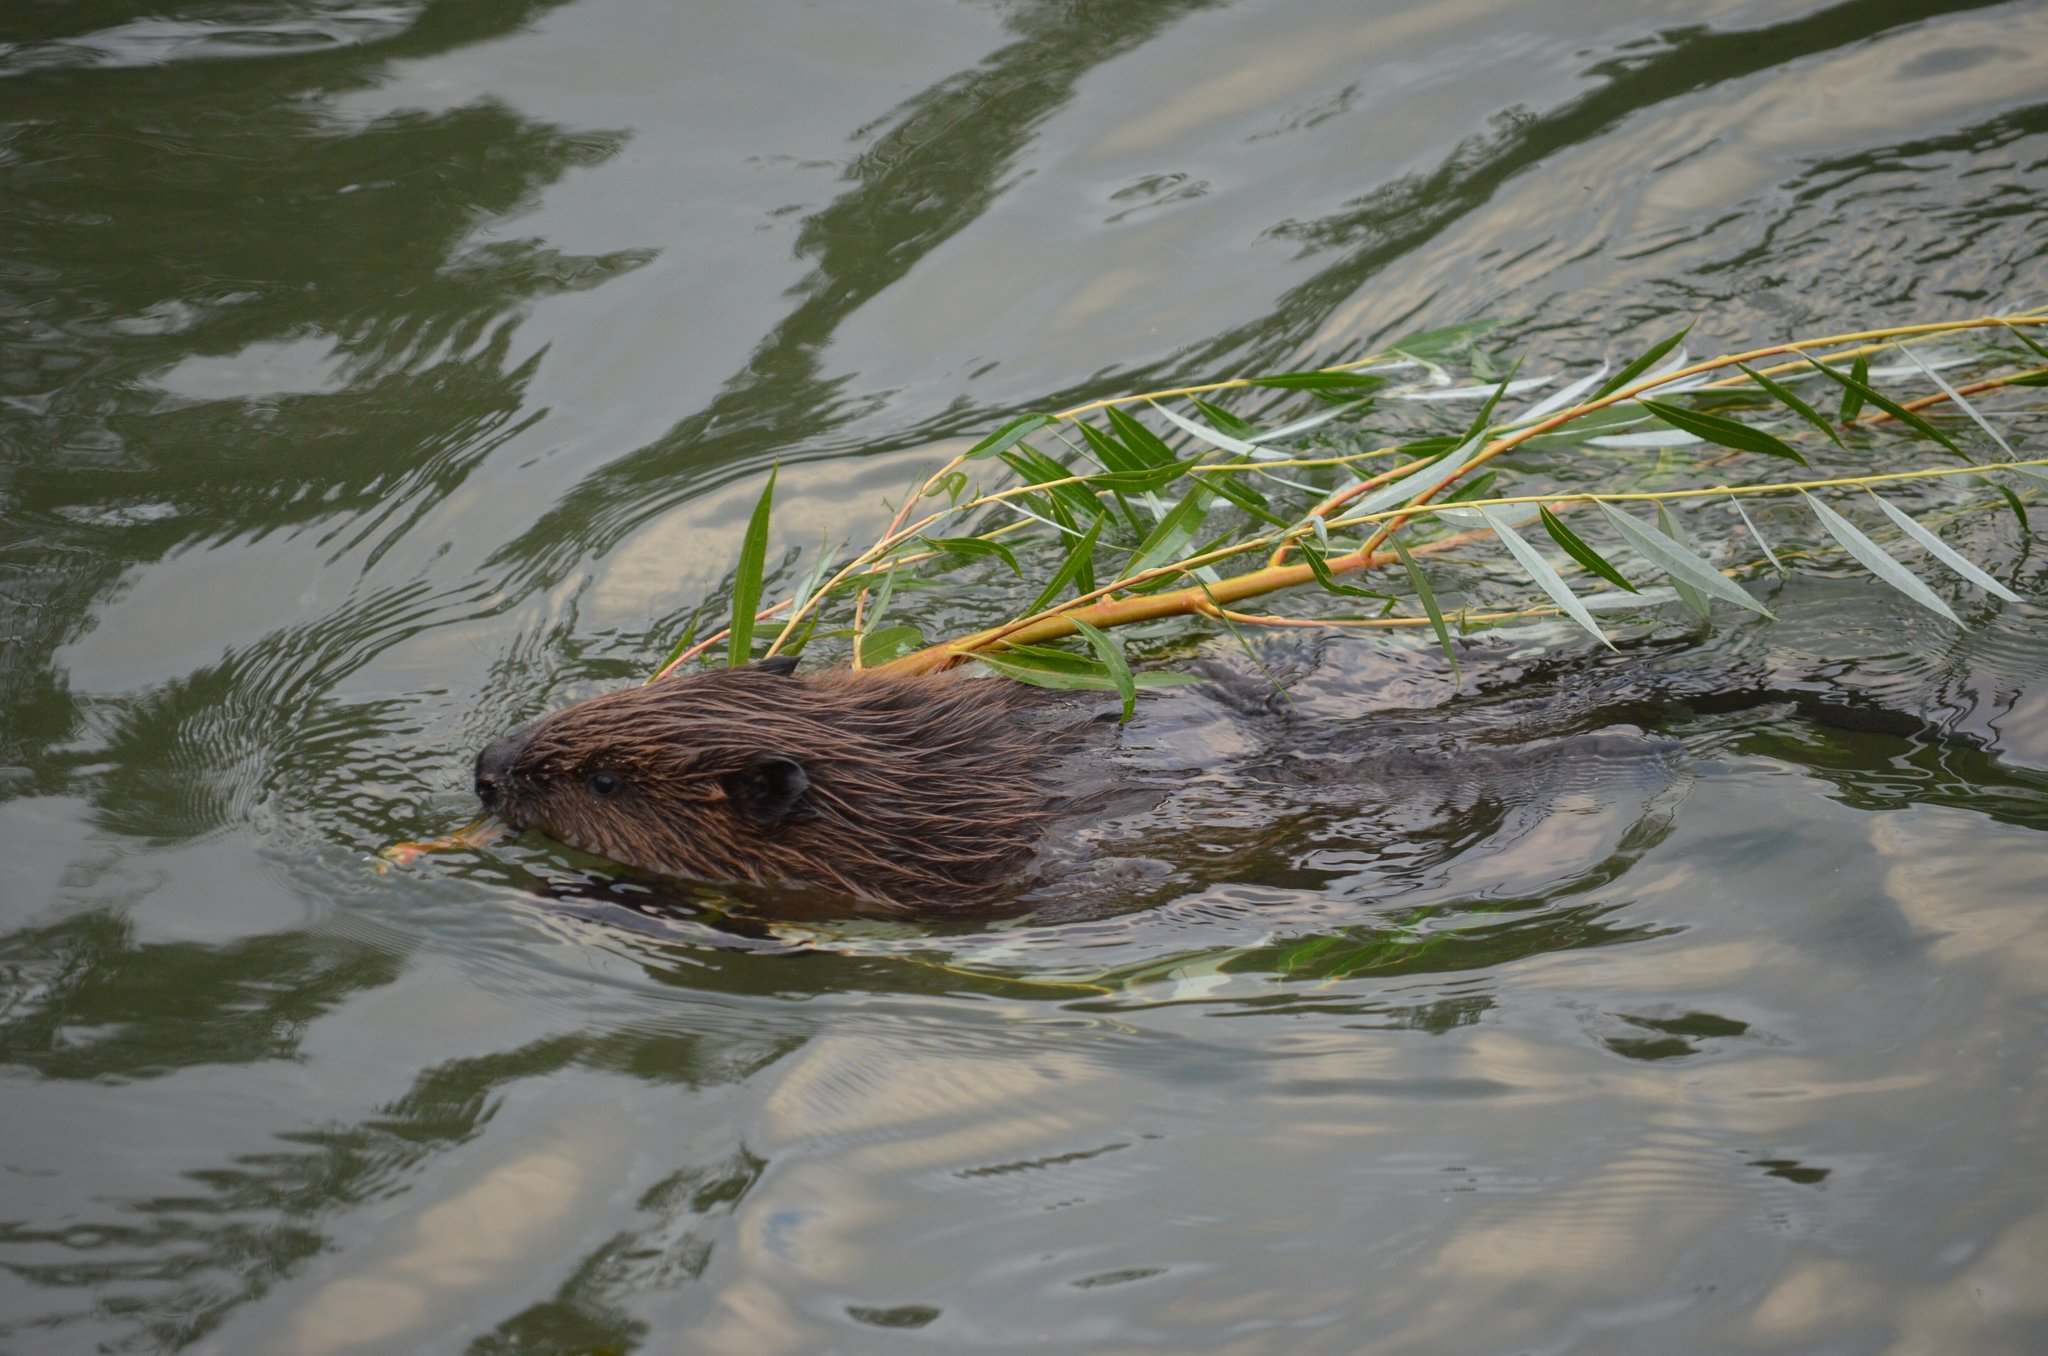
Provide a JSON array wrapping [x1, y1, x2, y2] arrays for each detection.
[[4, 0, 2047, 1352]]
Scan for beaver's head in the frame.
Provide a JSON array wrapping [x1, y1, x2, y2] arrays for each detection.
[[474, 659, 1080, 906]]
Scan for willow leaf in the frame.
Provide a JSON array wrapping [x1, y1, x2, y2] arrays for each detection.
[[1656, 503, 1713, 622], [1866, 493, 2020, 602], [728, 465, 777, 666], [1737, 362, 1843, 450], [1729, 495, 1784, 573], [1838, 353, 1870, 421], [1595, 502, 1771, 616], [965, 413, 1054, 460], [1070, 617, 1137, 723], [2010, 466, 2048, 493], [857, 624, 924, 667], [1802, 494, 1959, 624], [1104, 405, 1176, 467], [1992, 483, 2028, 533], [1252, 370, 1384, 392], [1391, 536, 1458, 680], [1189, 397, 1254, 436], [920, 535, 1022, 577], [1024, 513, 1105, 616], [1639, 398, 1806, 465], [1806, 356, 1967, 459], [1302, 543, 1393, 600], [1539, 506, 1636, 591], [973, 649, 1197, 693], [1150, 400, 1269, 458], [1125, 480, 1214, 578], [1898, 346, 2015, 459], [1596, 325, 1691, 400], [1478, 507, 1613, 649], [2003, 322, 2048, 364]]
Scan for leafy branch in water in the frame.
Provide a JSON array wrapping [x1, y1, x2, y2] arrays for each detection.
[[655, 309, 2048, 708]]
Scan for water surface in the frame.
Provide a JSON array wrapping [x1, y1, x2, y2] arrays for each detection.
[[4, 0, 2047, 1351]]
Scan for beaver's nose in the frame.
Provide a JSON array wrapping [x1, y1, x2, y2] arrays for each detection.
[[474, 737, 522, 811]]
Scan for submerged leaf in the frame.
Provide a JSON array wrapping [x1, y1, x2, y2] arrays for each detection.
[[728, 465, 777, 666], [1802, 494, 1959, 623]]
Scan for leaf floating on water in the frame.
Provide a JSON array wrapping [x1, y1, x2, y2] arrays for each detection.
[[728, 464, 777, 667], [1801, 493, 1960, 624], [1865, 492, 2020, 603], [1477, 506, 1613, 649]]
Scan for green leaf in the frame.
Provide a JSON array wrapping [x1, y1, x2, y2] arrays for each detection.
[[1078, 420, 1147, 474], [1737, 362, 1843, 450], [1804, 356, 1967, 460], [1441, 470, 1498, 504], [1069, 618, 1137, 723], [999, 447, 1104, 525], [1539, 506, 1637, 592], [1657, 503, 1713, 622], [1594, 501, 1771, 617], [965, 412, 1055, 460], [1478, 508, 1612, 649], [727, 465, 777, 667], [1024, 513, 1105, 616], [1866, 492, 2020, 602], [1202, 461, 1291, 527], [1189, 397, 1254, 435], [647, 611, 701, 682], [1802, 494, 1959, 624], [1639, 398, 1808, 466], [1595, 324, 1691, 400], [1302, 543, 1395, 600], [1836, 352, 1870, 421], [1391, 535, 1459, 681], [2009, 466, 2048, 494], [1104, 406, 1176, 466], [2003, 322, 2048, 364], [920, 534, 1022, 577], [857, 624, 925, 667], [1125, 480, 1215, 578], [1251, 370, 1386, 392]]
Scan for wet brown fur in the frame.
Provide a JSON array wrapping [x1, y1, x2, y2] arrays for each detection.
[[475, 664, 1081, 906]]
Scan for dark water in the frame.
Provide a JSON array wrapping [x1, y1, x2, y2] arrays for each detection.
[[5, 0, 2048, 1352]]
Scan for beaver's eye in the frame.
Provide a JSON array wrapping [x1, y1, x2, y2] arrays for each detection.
[[588, 770, 623, 799]]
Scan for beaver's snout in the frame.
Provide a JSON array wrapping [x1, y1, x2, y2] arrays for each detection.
[[473, 734, 525, 816]]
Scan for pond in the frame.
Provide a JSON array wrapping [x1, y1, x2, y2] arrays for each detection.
[[3, 0, 2046, 1352]]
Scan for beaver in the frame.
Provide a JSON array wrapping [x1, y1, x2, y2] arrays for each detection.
[[473, 657, 1098, 907]]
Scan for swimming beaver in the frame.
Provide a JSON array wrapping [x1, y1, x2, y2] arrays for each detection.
[[473, 656, 1095, 906]]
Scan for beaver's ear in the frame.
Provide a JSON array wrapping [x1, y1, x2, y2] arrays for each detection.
[[724, 755, 811, 831], [751, 656, 800, 678]]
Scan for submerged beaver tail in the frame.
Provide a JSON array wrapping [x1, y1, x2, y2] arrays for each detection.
[[476, 665, 1085, 906]]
